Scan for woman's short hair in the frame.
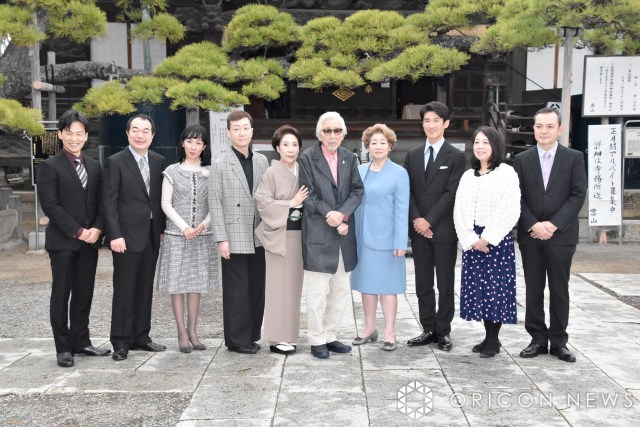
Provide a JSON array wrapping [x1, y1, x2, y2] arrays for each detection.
[[361, 123, 397, 150], [272, 125, 302, 151], [178, 124, 211, 166], [471, 126, 505, 171], [315, 111, 347, 140]]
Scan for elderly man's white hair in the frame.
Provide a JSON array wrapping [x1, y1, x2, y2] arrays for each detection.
[[315, 111, 347, 140]]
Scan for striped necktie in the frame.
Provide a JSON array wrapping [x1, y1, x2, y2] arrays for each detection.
[[75, 159, 88, 189], [139, 157, 150, 194]]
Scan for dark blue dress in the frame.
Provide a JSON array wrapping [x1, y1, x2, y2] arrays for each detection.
[[459, 224, 517, 324]]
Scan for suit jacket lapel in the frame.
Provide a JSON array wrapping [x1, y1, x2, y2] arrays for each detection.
[[425, 142, 449, 187], [229, 150, 252, 197], [337, 148, 350, 190], [148, 153, 163, 196], [57, 151, 87, 197], [123, 148, 149, 198], [312, 143, 337, 188], [251, 150, 263, 195], [528, 147, 544, 190], [547, 145, 566, 190]]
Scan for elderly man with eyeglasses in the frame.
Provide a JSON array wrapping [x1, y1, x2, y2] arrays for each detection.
[[298, 112, 364, 359]]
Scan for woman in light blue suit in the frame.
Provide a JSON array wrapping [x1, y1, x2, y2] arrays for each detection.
[[351, 124, 410, 351]]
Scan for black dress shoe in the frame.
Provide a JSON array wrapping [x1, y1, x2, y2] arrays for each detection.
[[311, 344, 330, 359], [407, 331, 437, 347], [74, 345, 111, 356], [519, 342, 548, 358], [112, 349, 128, 361], [550, 347, 576, 363], [133, 342, 166, 352], [472, 340, 501, 354], [326, 341, 352, 353], [437, 333, 453, 351], [227, 344, 259, 354], [57, 352, 74, 367], [479, 340, 501, 358]]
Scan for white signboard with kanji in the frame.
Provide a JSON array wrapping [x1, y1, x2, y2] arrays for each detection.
[[208, 107, 243, 159], [588, 124, 622, 226], [582, 56, 640, 117]]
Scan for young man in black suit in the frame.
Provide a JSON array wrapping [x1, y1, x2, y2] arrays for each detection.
[[37, 109, 110, 367], [103, 114, 166, 361], [514, 108, 586, 363], [404, 102, 466, 351]]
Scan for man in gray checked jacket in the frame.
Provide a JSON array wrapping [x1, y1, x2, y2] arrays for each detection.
[[209, 110, 268, 354]]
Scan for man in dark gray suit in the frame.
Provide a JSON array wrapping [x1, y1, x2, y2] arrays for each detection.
[[515, 108, 586, 363], [404, 101, 466, 352], [298, 111, 364, 359]]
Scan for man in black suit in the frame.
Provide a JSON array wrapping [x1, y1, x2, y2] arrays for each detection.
[[404, 101, 466, 351], [103, 114, 166, 361], [514, 108, 586, 363], [37, 109, 111, 367]]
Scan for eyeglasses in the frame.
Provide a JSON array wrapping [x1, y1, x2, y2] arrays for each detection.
[[322, 128, 343, 136]]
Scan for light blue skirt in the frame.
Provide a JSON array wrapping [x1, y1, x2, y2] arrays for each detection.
[[351, 244, 406, 295]]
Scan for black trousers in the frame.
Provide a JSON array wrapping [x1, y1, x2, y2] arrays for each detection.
[[411, 240, 458, 335], [110, 225, 159, 350], [221, 247, 266, 348], [48, 245, 99, 353], [520, 240, 575, 348]]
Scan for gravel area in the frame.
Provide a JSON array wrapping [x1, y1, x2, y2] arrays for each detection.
[[0, 248, 224, 339], [0, 247, 223, 426], [0, 393, 190, 426]]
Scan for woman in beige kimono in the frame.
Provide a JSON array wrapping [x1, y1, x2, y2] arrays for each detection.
[[255, 125, 309, 355]]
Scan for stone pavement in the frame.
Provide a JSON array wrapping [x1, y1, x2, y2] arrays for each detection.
[[1, 249, 640, 426]]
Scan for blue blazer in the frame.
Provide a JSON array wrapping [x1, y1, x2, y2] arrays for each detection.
[[355, 160, 409, 251]]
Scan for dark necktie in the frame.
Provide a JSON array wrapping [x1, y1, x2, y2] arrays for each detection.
[[75, 159, 87, 189], [425, 146, 434, 179]]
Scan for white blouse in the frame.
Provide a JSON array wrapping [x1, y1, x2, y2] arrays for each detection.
[[453, 163, 521, 251], [161, 162, 211, 232]]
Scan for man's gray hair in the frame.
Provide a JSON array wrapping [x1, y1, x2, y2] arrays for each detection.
[[315, 111, 347, 140]]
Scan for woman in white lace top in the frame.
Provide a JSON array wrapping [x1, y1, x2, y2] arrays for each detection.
[[453, 126, 520, 358]]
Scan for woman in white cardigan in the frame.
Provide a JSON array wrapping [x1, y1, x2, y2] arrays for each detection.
[[453, 126, 521, 358]]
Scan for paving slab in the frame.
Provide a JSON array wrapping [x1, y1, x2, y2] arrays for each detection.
[[580, 273, 640, 296], [2, 249, 640, 426]]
